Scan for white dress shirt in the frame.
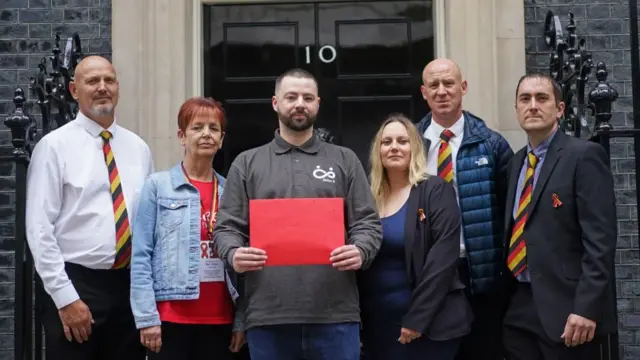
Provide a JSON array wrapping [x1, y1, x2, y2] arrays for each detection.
[[26, 112, 154, 309], [423, 114, 466, 257]]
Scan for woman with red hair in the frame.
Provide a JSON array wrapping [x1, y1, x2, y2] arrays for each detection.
[[130, 97, 245, 359]]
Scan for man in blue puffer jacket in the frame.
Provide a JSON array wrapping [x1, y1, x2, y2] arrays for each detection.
[[416, 59, 514, 360]]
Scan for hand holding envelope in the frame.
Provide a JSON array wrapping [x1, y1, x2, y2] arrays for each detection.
[[248, 198, 358, 269], [233, 244, 362, 272], [232, 247, 268, 273], [330, 245, 363, 271]]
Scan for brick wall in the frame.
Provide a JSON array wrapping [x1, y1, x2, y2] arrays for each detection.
[[0, 0, 111, 358], [525, 0, 638, 359]]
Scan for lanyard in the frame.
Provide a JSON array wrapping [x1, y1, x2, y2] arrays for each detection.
[[181, 163, 218, 235]]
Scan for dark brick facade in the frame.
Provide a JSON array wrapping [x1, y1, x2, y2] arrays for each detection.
[[525, 0, 638, 359], [0, 0, 111, 358]]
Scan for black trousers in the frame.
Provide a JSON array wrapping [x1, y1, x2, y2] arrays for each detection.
[[41, 262, 145, 360], [454, 261, 507, 360], [147, 322, 250, 360], [503, 282, 602, 360]]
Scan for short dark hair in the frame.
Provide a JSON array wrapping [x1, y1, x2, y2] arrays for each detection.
[[275, 68, 318, 94], [515, 73, 563, 105]]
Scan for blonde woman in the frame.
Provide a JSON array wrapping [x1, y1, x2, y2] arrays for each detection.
[[359, 114, 473, 360]]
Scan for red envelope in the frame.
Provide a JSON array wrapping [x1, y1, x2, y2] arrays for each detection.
[[249, 198, 345, 266]]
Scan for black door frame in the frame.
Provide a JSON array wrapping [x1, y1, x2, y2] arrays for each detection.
[[203, 0, 436, 174]]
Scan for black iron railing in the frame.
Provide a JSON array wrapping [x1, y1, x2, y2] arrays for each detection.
[[3, 32, 81, 360], [543, 2, 640, 359]]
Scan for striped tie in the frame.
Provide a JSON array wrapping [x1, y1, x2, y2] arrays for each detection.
[[507, 151, 538, 277], [437, 129, 455, 183], [100, 130, 131, 269]]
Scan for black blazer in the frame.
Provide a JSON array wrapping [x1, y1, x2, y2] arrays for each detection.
[[504, 131, 618, 341], [401, 176, 473, 341]]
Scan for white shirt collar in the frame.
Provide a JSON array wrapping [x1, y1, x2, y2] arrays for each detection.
[[429, 113, 465, 139], [75, 111, 118, 138]]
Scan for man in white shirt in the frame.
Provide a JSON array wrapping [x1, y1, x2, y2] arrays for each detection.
[[414, 58, 514, 360], [26, 56, 153, 360]]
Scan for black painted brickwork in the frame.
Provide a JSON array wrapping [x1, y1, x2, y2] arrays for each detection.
[[525, 1, 639, 359], [0, 0, 111, 358]]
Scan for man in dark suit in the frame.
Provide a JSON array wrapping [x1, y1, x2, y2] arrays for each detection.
[[502, 73, 618, 360]]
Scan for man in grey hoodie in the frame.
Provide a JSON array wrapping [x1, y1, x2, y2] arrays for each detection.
[[214, 68, 382, 360]]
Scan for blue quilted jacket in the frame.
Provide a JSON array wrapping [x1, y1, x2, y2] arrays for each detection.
[[416, 111, 514, 294]]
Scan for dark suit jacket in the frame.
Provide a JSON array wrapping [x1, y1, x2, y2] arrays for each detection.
[[504, 131, 618, 341], [401, 176, 474, 341]]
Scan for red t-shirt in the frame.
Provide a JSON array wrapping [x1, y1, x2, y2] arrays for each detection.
[[156, 179, 234, 324]]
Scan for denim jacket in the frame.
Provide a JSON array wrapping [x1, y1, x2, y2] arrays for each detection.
[[130, 162, 244, 331]]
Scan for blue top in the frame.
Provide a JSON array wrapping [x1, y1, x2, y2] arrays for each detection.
[[416, 111, 514, 294], [360, 201, 416, 359], [360, 200, 410, 316]]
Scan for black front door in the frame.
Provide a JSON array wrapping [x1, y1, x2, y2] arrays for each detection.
[[204, 1, 434, 176]]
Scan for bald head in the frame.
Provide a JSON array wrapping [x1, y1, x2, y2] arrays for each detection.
[[420, 58, 467, 126], [422, 58, 463, 84], [74, 56, 115, 80], [70, 55, 119, 127]]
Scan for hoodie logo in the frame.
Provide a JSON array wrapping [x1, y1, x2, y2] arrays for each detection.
[[313, 165, 336, 183], [475, 157, 489, 166]]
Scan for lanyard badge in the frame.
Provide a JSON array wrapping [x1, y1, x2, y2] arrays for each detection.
[[181, 163, 218, 235]]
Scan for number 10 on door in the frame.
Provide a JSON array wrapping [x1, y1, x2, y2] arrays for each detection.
[[305, 45, 337, 64]]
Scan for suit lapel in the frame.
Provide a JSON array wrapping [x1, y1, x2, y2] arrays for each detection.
[[404, 184, 421, 277], [528, 132, 565, 216], [504, 148, 526, 238]]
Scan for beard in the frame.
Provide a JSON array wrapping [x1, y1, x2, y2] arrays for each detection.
[[89, 103, 114, 118], [279, 110, 316, 132]]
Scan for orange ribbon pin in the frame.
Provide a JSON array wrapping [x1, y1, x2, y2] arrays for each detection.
[[552, 193, 563, 208], [418, 209, 426, 222]]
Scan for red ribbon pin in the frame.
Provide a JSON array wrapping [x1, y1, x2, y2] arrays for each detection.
[[418, 209, 426, 222], [552, 193, 563, 208]]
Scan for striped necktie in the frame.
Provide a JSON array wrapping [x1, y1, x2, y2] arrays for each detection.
[[508, 151, 538, 277], [437, 129, 455, 183], [100, 130, 131, 269]]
